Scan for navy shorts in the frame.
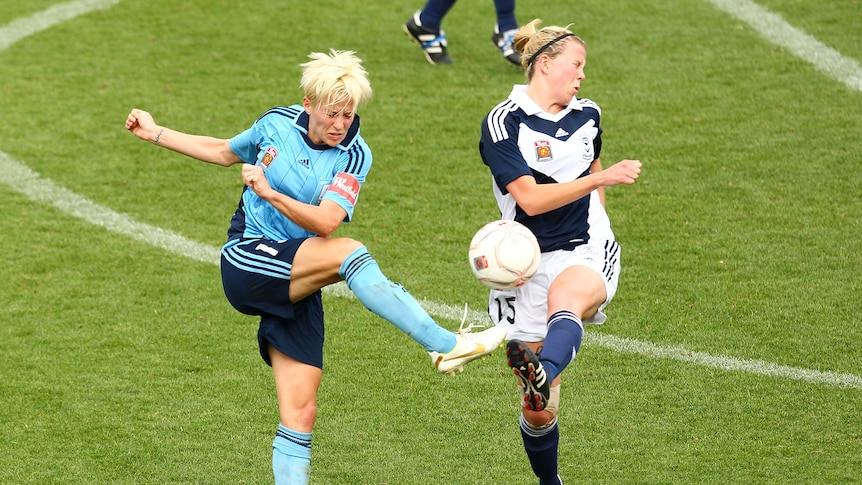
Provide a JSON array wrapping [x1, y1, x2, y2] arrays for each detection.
[[220, 237, 325, 369]]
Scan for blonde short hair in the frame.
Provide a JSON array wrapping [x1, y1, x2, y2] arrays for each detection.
[[513, 19, 584, 79], [300, 49, 373, 113]]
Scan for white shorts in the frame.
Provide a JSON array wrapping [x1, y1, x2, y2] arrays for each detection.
[[487, 240, 621, 342]]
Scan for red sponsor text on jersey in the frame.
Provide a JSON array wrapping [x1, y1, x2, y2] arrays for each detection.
[[327, 172, 360, 205]]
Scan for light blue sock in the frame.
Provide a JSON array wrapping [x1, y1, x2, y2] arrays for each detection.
[[340, 246, 456, 353], [272, 424, 311, 485]]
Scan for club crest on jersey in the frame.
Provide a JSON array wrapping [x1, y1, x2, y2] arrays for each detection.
[[327, 172, 360, 205], [261, 146, 278, 167], [534, 140, 553, 162]]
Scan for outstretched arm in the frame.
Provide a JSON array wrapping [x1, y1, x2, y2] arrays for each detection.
[[506, 158, 641, 216], [125, 108, 242, 167]]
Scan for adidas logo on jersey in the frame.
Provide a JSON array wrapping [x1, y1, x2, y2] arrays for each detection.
[[554, 127, 569, 138]]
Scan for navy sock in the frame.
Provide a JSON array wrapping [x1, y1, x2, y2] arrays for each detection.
[[493, 0, 518, 33], [340, 246, 456, 353], [521, 414, 559, 483], [419, 0, 457, 30], [539, 311, 583, 382]]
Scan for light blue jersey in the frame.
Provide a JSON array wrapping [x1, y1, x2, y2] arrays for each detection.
[[218, 104, 458, 370], [226, 105, 371, 242]]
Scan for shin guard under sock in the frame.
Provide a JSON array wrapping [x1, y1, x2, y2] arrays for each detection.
[[539, 311, 583, 382], [272, 425, 311, 485], [340, 246, 456, 353]]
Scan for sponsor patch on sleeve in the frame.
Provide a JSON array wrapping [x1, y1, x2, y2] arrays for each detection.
[[261, 146, 278, 167], [327, 172, 361, 205]]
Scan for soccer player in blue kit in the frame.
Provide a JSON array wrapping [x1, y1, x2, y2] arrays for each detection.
[[478, 21, 642, 485], [125, 49, 506, 485]]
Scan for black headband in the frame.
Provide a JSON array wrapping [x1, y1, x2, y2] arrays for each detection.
[[526, 32, 575, 68]]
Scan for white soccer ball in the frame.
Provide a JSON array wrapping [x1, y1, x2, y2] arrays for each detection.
[[468, 220, 541, 290]]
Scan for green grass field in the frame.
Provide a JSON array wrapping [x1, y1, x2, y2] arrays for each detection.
[[1, 0, 860, 483]]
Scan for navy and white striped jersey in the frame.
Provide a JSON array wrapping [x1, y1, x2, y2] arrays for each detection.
[[225, 105, 371, 243], [479, 85, 614, 252]]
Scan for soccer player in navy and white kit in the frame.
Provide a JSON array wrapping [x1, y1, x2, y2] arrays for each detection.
[[479, 21, 641, 485], [125, 49, 505, 485]]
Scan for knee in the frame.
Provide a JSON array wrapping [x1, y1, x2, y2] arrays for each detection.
[[280, 401, 318, 431], [295, 402, 318, 428], [333, 237, 365, 260], [547, 274, 606, 317]]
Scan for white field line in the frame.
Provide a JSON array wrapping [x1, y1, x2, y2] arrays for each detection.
[[0, 0, 120, 52], [1, 1, 861, 390], [418, 295, 862, 390], [0, 153, 219, 266], [704, 0, 862, 92]]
